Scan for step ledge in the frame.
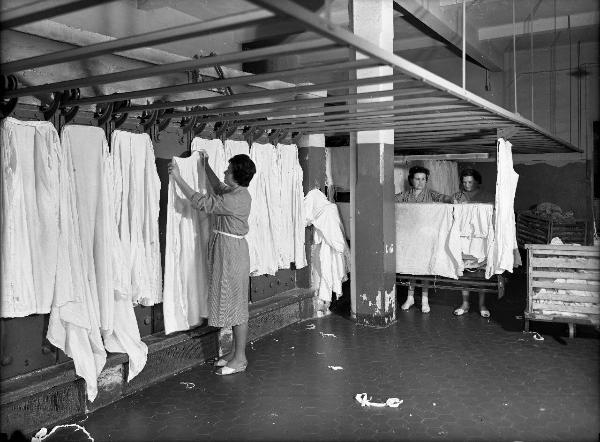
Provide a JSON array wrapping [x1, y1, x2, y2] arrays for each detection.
[[0, 288, 314, 406]]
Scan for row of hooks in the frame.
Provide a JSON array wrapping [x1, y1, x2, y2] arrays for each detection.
[[1, 74, 304, 145]]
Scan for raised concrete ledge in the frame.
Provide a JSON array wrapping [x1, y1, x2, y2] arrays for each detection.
[[0, 288, 315, 437]]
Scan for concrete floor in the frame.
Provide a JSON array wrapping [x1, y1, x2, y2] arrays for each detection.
[[16, 278, 600, 442]]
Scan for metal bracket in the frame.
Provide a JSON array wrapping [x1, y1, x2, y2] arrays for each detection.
[[292, 131, 304, 144], [268, 128, 283, 144], [94, 101, 114, 126], [59, 88, 80, 124], [111, 99, 130, 129], [40, 91, 63, 121], [0, 74, 19, 119], [497, 126, 518, 140]]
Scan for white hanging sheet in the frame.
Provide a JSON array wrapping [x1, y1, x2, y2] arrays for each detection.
[[247, 142, 279, 276], [47, 124, 107, 402], [163, 151, 210, 334], [63, 125, 147, 382], [1, 118, 61, 317], [304, 189, 350, 301], [275, 143, 307, 269], [111, 130, 162, 306], [224, 139, 250, 159], [192, 137, 227, 180], [448, 203, 494, 275], [486, 138, 522, 277], [395, 203, 459, 279]]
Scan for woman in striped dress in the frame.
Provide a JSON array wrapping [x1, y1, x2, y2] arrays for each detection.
[[169, 153, 256, 375]]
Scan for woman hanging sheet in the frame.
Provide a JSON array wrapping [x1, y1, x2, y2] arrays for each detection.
[[163, 150, 210, 334]]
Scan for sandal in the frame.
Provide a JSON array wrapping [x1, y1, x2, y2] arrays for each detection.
[[215, 363, 248, 376], [214, 358, 229, 367], [453, 306, 469, 316]]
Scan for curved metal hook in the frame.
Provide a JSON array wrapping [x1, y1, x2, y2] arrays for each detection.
[[94, 101, 114, 126], [60, 88, 80, 124], [0, 74, 19, 119], [40, 90, 63, 121]]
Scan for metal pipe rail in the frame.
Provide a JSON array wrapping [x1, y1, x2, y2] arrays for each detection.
[[0, 0, 583, 155]]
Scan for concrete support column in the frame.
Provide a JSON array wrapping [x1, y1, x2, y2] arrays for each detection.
[[349, 0, 396, 326]]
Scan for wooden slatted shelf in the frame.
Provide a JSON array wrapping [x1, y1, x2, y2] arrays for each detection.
[[524, 244, 600, 338]]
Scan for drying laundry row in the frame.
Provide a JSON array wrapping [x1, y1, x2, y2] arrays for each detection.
[[1, 118, 159, 401], [395, 138, 521, 281], [191, 137, 307, 276]]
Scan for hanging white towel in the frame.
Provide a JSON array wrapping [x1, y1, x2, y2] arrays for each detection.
[[1, 118, 60, 317], [247, 142, 279, 276], [163, 151, 210, 334], [111, 130, 162, 306], [63, 125, 147, 382], [304, 189, 350, 302], [448, 203, 494, 275], [486, 138, 521, 277], [46, 124, 107, 402], [224, 139, 250, 159], [192, 137, 227, 181], [275, 143, 306, 269], [395, 203, 459, 279]]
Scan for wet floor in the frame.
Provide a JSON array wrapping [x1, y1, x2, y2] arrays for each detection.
[[42, 284, 600, 442]]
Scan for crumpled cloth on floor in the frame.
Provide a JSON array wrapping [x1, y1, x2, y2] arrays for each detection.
[[395, 203, 459, 279], [304, 189, 350, 302]]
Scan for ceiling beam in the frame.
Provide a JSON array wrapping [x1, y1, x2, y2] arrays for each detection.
[[1, 10, 275, 73], [0, 0, 119, 29], [393, 0, 504, 72]]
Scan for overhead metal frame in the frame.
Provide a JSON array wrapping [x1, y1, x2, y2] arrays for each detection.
[[0, 0, 582, 155]]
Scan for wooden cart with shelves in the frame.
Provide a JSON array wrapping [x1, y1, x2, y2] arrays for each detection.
[[524, 244, 600, 338]]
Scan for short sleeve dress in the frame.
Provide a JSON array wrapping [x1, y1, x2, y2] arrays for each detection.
[[191, 184, 251, 328], [395, 187, 449, 203]]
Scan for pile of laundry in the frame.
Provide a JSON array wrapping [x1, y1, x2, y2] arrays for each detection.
[[524, 202, 576, 221]]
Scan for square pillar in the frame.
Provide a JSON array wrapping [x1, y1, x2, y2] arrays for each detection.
[[349, 0, 396, 326]]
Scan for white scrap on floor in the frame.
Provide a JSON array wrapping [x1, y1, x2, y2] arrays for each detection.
[[180, 382, 195, 389], [319, 332, 337, 338], [32, 425, 94, 442], [328, 365, 343, 370], [305, 324, 316, 330], [355, 393, 403, 408], [533, 332, 544, 341]]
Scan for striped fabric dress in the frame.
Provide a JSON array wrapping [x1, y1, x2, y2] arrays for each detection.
[[191, 184, 251, 328]]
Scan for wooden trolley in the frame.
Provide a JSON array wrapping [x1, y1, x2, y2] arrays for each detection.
[[524, 244, 600, 338]]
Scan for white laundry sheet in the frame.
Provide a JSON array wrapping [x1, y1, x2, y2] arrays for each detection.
[[247, 142, 279, 276], [163, 152, 210, 334], [485, 138, 522, 278], [225, 139, 250, 159], [304, 189, 350, 302], [275, 143, 307, 270], [395, 203, 459, 279], [47, 125, 107, 402], [111, 130, 162, 306], [448, 203, 494, 275], [63, 125, 147, 383], [192, 137, 228, 180], [1, 118, 61, 317]]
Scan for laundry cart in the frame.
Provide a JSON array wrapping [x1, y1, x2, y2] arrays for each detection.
[[524, 244, 600, 338]]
